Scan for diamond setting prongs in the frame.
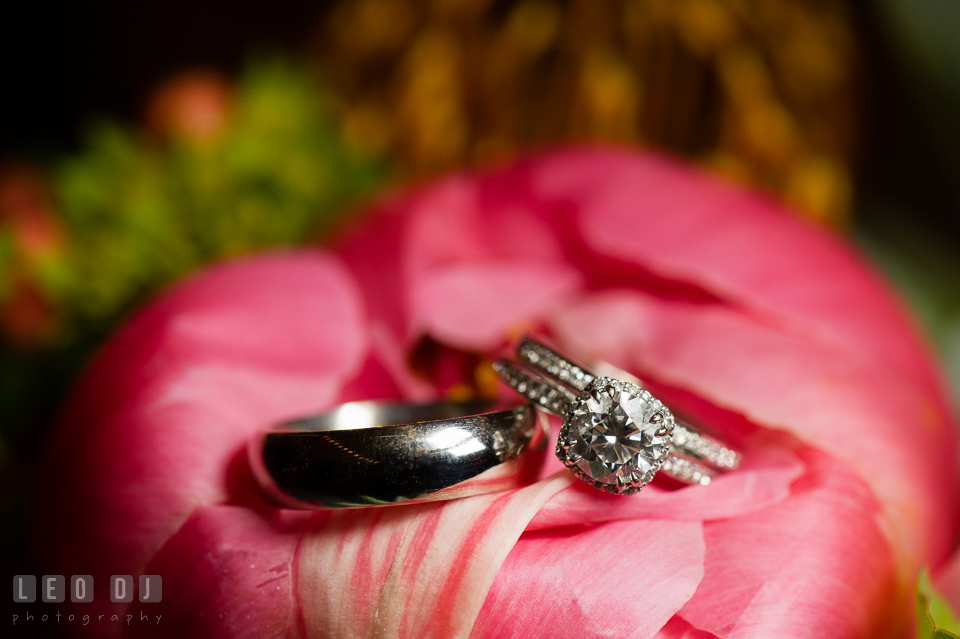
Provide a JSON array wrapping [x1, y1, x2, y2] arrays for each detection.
[[557, 377, 675, 495]]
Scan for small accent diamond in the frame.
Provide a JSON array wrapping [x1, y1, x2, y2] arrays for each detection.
[[661, 454, 715, 485], [517, 339, 594, 392], [670, 424, 741, 470]]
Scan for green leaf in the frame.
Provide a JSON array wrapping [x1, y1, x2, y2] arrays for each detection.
[[917, 568, 960, 638]]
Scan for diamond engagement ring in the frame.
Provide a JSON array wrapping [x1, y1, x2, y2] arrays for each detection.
[[249, 400, 548, 509], [494, 337, 740, 494]]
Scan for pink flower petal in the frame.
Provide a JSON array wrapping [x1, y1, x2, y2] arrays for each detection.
[[678, 448, 896, 638], [528, 443, 803, 530], [411, 259, 581, 350], [136, 505, 310, 638], [550, 289, 958, 572], [337, 176, 570, 347], [655, 618, 720, 639], [32, 252, 371, 628], [472, 519, 705, 639], [292, 474, 575, 639], [529, 148, 946, 401]]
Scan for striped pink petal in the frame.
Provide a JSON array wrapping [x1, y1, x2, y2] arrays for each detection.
[[472, 519, 705, 639], [292, 473, 574, 639]]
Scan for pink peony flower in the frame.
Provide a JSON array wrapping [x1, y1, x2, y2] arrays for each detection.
[[33, 148, 959, 638]]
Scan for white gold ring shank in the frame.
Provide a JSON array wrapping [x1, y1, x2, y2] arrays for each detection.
[[249, 400, 548, 509]]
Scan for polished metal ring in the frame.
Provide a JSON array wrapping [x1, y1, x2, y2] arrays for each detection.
[[494, 337, 741, 494], [248, 400, 548, 509]]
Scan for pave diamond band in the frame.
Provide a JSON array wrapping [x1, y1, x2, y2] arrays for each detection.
[[494, 337, 741, 492], [670, 423, 741, 470], [493, 358, 577, 415], [517, 338, 596, 392]]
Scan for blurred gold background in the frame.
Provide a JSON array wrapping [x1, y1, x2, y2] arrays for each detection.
[[317, 0, 858, 226]]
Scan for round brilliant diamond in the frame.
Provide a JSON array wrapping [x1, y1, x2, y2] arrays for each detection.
[[560, 379, 672, 492]]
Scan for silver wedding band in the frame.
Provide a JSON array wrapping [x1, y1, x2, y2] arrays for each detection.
[[249, 400, 547, 509]]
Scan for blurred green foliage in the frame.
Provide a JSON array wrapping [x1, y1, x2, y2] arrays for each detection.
[[0, 58, 390, 450], [49, 58, 387, 332]]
